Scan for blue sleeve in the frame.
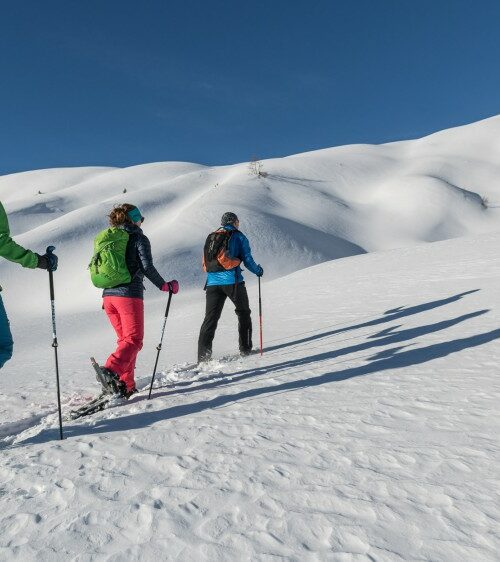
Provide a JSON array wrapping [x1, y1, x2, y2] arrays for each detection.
[[233, 232, 260, 275]]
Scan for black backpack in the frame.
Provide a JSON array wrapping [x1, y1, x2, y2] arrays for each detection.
[[203, 229, 241, 272]]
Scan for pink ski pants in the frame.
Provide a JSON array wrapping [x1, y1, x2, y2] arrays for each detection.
[[103, 296, 144, 391]]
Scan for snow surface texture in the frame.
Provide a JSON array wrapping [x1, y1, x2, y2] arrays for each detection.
[[0, 117, 499, 560]]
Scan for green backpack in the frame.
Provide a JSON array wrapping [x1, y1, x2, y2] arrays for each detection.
[[89, 228, 131, 289]]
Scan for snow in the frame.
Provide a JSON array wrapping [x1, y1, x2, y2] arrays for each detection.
[[0, 117, 499, 560]]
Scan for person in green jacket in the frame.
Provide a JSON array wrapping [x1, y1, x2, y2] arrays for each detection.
[[0, 202, 58, 368]]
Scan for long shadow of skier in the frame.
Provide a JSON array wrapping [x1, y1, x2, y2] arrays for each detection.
[[150, 304, 488, 397], [264, 290, 480, 353], [150, 309, 487, 398], [21, 309, 496, 444]]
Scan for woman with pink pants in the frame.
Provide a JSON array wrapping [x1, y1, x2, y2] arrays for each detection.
[[101, 203, 179, 398]]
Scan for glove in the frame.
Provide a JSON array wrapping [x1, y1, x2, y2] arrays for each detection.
[[36, 252, 58, 272], [161, 280, 179, 294], [256, 265, 263, 277]]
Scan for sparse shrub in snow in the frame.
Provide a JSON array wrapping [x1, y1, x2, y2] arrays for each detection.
[[248, 156, 266, 177]]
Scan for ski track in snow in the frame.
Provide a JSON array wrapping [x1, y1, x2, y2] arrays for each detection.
[[0, 363, 228, 448]]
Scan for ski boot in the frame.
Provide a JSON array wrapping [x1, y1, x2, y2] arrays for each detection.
[[100, 367, 126, 395], [91, 357, 126, 395], [121, 386, 138, 400]]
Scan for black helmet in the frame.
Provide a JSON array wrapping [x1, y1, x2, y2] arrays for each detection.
[[221, 212, 238, 226]]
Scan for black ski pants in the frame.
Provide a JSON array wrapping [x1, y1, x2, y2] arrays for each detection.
[[198, 283, 252, 362]]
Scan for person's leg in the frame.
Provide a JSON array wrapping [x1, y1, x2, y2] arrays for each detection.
[[103, 296, 123, 368], [226, 283, 252, 354], [0, 295, 14, 369], [198, 286, 227, 362], [118, 298, 144, 390], [104, 297, 144, 390]]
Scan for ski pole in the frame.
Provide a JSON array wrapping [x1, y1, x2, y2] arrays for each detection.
[[148, 291, 173, 399], [258, 277, 263, 356], [47, 246, 63, 440]]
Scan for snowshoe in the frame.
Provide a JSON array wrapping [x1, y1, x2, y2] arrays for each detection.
[[90, 357, 126, 395], [67, 392, 111, 420]]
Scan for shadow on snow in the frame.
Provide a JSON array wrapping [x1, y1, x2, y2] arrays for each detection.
[[264, 290, 480, 353], [19, 289, 496, 445]]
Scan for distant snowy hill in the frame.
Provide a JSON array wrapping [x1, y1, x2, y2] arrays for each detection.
[[0, 115, 499, 316]]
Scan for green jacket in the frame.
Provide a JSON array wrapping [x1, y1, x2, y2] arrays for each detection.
[[0, 202, 38, 268]]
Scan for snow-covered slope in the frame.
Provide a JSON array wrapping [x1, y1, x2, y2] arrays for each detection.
[[0, 116, 500, 560], [1, 233, 499, 561], [0, 116, 499, 317]]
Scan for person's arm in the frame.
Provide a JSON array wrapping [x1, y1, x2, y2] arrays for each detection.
[[0, 203, 38, 268], [237, 233, 262, 276], [136, 233, 166, 289]]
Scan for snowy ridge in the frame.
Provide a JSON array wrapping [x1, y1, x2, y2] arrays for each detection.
[[0, 116, 499, 317]]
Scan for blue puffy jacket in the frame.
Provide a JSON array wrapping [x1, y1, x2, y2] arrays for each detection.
[[205, 225, 261, 287]]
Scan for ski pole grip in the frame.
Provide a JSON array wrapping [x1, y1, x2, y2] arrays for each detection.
[[46, 245, 56, 300], [46, 245, 57, 273]]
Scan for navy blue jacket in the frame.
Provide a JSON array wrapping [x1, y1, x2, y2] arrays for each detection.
[[206, 225, 261, 287], [103, 224, 165, 299]]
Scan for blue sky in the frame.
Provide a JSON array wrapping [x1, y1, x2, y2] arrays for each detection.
[[1, 0, 499, 175]]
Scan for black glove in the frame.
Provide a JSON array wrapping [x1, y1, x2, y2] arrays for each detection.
[[37, 252, 58, 272], [256, 265, 263, 277]]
